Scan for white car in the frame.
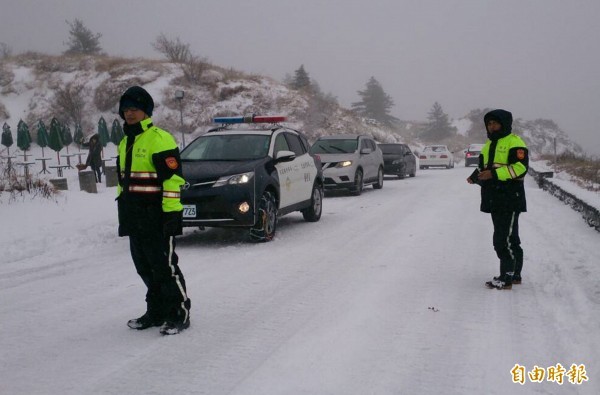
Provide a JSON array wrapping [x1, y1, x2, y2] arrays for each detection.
[[419, 145, 454, 169], [310, 134, 384, 195]]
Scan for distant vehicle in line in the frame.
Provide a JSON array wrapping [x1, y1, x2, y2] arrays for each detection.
[[310, 134, 384, 196], [378, 143, 417, 179], [419, 145, 454, 169], [464, 143, 485, 167]]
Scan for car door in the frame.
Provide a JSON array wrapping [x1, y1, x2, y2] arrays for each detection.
[[284, 132, 314, 203], [271, 131, 299, 208], [404, 145, 416, 173], [359, 138, 374, 180]]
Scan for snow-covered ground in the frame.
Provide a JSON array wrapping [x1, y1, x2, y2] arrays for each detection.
[[1, 149, 599, 395]]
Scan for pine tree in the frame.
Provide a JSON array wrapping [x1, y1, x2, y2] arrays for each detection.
[[351, 77, 398, 126], [292, 65, 310, 90], [63, 19, 102, 55], [421, 102, 456, 141]]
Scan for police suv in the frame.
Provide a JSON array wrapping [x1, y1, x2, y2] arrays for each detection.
[[180, 115, 324, 242]]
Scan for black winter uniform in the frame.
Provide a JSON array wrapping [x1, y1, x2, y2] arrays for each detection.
[[475, 109, 529, 281]]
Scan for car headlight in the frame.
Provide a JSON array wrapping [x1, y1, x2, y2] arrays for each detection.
[[335, 161, 352, 168], [213, 171, 254, 187]]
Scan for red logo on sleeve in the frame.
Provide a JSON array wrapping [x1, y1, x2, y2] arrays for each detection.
[[517, 149, 526, 160], [165, 157, 179, 169]]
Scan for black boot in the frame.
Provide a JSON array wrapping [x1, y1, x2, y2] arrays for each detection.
[[127, 312, 163, 330]]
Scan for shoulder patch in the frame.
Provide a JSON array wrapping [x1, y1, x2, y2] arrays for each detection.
[[517, 149, 526, 160], [165, 157, 179, 170]]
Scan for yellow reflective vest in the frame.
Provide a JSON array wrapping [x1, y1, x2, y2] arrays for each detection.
[[479, 132, 528, 213], [480, 133, 528, 181], [117, 118, 184, 213]]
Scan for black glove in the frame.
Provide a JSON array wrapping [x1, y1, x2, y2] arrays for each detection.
[[162, 211, 183, 236], [468, 169, 481, 185]]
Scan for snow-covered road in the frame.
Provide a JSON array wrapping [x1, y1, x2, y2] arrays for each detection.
[[1, 166, 598, 394]]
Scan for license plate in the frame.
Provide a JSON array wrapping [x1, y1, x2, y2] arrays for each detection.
[[183, 205, 196, 218], [430, 155, 436, 158]]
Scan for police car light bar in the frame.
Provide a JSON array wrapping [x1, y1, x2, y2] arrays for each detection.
[[213, 115, 287, 124]]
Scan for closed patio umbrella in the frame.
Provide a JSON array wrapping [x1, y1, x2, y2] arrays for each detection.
[[48, 117, 64, 164]]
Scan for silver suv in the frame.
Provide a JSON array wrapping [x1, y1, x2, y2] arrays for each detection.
[[310, 134, 384, 195]]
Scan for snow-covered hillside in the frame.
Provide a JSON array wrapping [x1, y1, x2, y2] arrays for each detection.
[[2, 53, 585, 155], [0, 54, 402, 146]]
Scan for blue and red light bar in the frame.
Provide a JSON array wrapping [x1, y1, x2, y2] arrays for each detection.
[[213, 115, 287, 124]]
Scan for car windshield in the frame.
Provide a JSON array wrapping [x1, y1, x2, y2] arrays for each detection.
[[424, 146, 447, 153], [310, 139, 358, 154], [379, 144, 404, 154], [469, 144, 484, 152], [181, 134, 270, 161]]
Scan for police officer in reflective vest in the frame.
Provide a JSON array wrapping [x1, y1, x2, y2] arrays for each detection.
[[467, 109, 528, 290], [116, 86, 190, 334]]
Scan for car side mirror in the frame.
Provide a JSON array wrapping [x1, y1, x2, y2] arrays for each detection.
[[405, 151, 412, 156], [360, 148, 372, 155], [275, 150, 296, 163]]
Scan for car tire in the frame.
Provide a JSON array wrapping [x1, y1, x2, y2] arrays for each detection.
[[397, 164, 406, 179], [350, 169, 364, 196], [250, 191, 277, 242], [302, 183, 323, 222], [373, 167, 384, 189]]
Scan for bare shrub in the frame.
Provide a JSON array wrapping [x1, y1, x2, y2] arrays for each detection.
[[51, 82, 88, 126], [181, 55, 210, 85], [152, 34, 191, 64], [0, 161, 56, 201]]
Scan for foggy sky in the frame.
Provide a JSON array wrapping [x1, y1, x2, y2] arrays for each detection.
[[1, 0, 599, 155]]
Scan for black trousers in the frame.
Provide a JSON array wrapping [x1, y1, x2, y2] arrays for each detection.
[[91, 165, 102, 183], [129, 232, 190, 323], [491, 211, 523, 278]]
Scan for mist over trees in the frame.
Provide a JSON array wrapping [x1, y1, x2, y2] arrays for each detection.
[[63, 19, 102, 55], [351, 77, 398, 126], [420, 102, 456, 141], [0, 42, 12, 58]]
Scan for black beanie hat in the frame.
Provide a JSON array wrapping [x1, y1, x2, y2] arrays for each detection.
[[118, 86, 154, 120]]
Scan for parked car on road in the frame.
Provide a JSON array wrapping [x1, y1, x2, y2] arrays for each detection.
[[378, 143, 417, 179], [419, 145, 454, 169], [464, 143, 484, 167], [310, 134, 384, 195], [180, 115, 324, 242]]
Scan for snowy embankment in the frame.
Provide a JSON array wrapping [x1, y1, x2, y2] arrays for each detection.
[[1, 163, 599, 395], [530, 160, 600, 231]]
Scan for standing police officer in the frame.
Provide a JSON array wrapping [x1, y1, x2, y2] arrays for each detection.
[[467, 109, 528, 290], [116, 86, 191, 334]]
